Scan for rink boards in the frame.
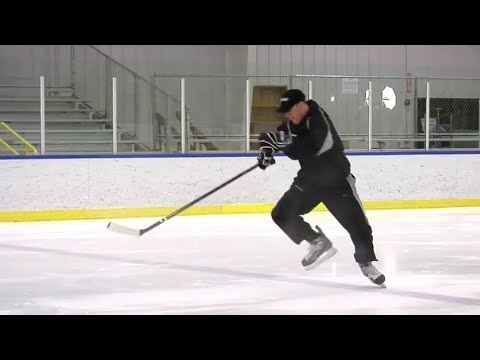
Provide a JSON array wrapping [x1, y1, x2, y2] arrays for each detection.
[[1, 151, 480, 221]]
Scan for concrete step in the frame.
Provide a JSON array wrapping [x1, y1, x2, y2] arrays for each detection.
[[0, 87, 75, 98], [0, 108, 104, 113], [0, 96, 91, 103], [2, 122, 107, 131], [0, 128, 115, 134], [1, 117, 111, 123], [44, 143, 137, 154], [0, 143, 136, 155], [4, 138, 145, 145], [0, 129, 131, 138], [0, 138, 149, 154], [1, 133, 115, 142], [0, 104, 97, 112]]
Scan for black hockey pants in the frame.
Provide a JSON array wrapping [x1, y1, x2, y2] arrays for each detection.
[[271, 173, 378, 263]]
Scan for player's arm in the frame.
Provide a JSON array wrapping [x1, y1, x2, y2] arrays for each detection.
[[280, 110, 331, 159]]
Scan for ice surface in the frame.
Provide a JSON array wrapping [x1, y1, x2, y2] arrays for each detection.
[[1, 207, 479, 314]]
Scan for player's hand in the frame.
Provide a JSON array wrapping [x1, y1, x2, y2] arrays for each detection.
[[257, 146, 276, 170]]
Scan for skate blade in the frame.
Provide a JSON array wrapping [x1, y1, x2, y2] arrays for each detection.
[[366, 274, 386, 288], [303, 247, 338, 271], [373, 275, 387, 288]]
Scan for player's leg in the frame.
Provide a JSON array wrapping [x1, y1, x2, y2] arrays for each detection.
[[322, 174, 385, 286], [271, 182, 337, 270]]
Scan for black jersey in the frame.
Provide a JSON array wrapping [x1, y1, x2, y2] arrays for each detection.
[[278, 100, 351, 188]]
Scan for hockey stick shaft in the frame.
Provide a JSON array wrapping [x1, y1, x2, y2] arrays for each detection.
[[137, 163, 260, 235]]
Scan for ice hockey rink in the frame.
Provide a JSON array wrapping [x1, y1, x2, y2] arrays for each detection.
[[1, 206, 479, 315]]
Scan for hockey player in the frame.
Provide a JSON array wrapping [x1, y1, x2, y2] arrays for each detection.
[[257, 88, 385, 287]]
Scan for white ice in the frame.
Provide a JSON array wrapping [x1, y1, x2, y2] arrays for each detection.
[[1, 207, 480, 315]]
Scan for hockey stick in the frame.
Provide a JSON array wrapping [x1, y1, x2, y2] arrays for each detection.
[[107, 163, 260, 236]]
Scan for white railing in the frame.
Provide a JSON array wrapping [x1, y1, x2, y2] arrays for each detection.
[[3, 73, 480, 155]]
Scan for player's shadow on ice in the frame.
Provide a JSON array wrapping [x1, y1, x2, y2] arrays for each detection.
[[1, 242, 479, 308]]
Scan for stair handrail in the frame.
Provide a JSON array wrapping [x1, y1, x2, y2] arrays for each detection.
[[0, 121, 38, 155], [0, 137, 19, 155]]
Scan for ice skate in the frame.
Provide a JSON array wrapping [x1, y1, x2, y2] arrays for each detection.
[[302, 226, 337, 270], [359, 262, 386, 287]]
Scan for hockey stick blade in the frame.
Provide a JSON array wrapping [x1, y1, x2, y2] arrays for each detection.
[[106, 163, 259, 237], [107, 221, 142, 236]]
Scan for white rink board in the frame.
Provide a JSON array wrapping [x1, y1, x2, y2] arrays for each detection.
[[1, 153, 480, 211]]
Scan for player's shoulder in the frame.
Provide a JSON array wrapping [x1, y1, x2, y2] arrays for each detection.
[[306, 100, 324, 117], [306, 102, 325, 123]]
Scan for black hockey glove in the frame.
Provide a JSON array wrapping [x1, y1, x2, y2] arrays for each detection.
[[257, 146, 276, 170], [258, 131, 292, 151]]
